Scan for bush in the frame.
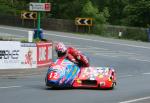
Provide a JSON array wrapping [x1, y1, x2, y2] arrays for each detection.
[[123, 28, 148, 41]]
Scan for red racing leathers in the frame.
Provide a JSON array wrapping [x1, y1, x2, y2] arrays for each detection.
[[66, 47, 89, 67]]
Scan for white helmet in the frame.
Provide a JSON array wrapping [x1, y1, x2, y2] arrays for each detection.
[[55, 42, 67, 53]]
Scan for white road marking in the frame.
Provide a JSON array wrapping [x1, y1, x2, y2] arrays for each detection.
[[119, 96, 150, 103], [0, 32, 13, 36], [119, 75, 134, 78], [143, 72, 150, 75], [0, 26, 27, 32], [0, 86, 21, 89], [86, 46, 110, 50], [0, 32, 25, 38], [76, 47, 91, 50], [94, 53, 119, 58], [0, 26, 150, 49], [118, 51, 141, 56], [132, 58, 150, 63], [45, 33, 150, 49], [119, 73, 150, 79]]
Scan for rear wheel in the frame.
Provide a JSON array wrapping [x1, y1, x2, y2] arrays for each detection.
[[45, 77, 53, 87], [45, 77, 48, 86], [45, 78, 54, 89], [110, 82, 116, 90]]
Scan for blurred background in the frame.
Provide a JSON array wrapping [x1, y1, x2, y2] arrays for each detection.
[[0, 0, 150, 41]]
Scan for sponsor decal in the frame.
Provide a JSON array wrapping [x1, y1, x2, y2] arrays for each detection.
[[98, 74, 103, 78], [0, 50, 19, 60], [24, 49, 33, 66], [90, 77, 95, 80], [72, 66, 78, 76], [89, 75, 95, 80], [66, 67, 71, 74], [0, 50, 20, 64], [37, 42, 52, 66], [59, 77, 66, 84], [77, 79, 81, 83]]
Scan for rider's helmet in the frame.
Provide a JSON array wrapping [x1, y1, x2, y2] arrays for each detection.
[[55, 42, 67, 57]]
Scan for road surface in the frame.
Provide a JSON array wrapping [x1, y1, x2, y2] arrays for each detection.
[[0, 25, 150, 103]]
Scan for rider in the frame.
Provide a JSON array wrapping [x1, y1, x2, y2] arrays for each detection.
[[55, 42, 67, 58], [55, 42, 90, 67]]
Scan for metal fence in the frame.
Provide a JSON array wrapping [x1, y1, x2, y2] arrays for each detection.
[[0, 15, 148, 41], [104, 25, 148, 41]]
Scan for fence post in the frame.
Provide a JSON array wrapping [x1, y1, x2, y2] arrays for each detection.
[[148, 28, 150, 42]]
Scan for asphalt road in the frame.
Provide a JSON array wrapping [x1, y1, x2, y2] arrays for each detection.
[[0, 25, 150, 103]]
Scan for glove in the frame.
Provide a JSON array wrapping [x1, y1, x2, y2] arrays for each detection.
[[71, 58, 79, 65], [77, 55, 81, 60]]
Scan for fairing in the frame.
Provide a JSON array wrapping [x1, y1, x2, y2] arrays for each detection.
[[45, 58, 116, 89]]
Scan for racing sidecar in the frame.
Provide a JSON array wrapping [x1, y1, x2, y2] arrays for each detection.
[[45, 58, 116, 89]]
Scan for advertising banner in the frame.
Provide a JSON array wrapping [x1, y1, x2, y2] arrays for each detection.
[[37, 42, 53, 67], [0, 41, 53, 69], [20, 43, 37, 68], [0, 41, 21, 69]]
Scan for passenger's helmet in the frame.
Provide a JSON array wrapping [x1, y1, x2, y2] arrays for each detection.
[[55, 42, 67, 57]]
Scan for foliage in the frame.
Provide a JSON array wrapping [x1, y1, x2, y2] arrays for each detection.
[[81, 0, 109, 34], [0, 0, 27, 16], [91, 0, 128, 25], [0, 0, 149, 41], [0, 0, 149, 28], [123, 0, 150, 27], [49, 0, 87, 19], [122, 28, 148, 41]]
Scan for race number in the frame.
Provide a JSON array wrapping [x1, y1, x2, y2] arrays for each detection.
[[48, 72, 59, 80]]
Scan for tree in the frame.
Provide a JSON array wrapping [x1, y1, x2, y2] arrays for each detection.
[[0, 0, 28, 16], [49, 0, 87, 19], [81, 0, 109, 34], [123, 0, 150, 27], [91, 0, 127, 25]]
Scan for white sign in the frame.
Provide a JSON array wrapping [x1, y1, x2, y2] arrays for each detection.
[[29, 3, 51, 11], [0, 41, 21, 69]]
